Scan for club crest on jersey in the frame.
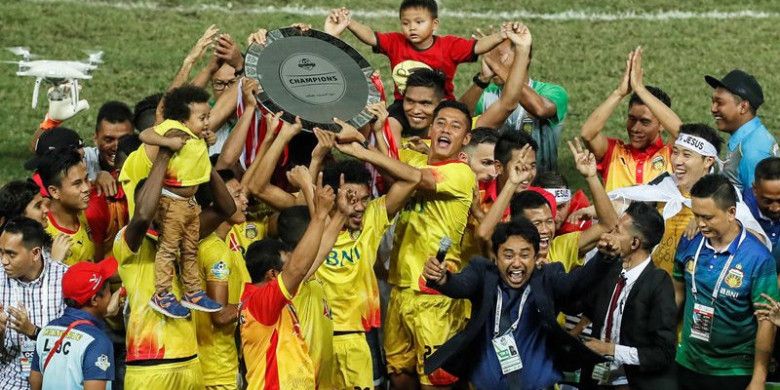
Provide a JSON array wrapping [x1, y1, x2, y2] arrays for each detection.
[[245, 223, 257, 239], [95, 354, 111, 371], [210, 261, 230, 280], [684, 257, 695, 274], [651, 156, 666, 171], [725, 264, 744, 289]]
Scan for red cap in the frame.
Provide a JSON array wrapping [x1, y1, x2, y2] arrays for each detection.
[[527, 186, 557, 220], [62, 257, 118, 305]]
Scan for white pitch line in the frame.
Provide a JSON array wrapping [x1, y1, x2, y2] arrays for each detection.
[[25, 0, 780, 21]]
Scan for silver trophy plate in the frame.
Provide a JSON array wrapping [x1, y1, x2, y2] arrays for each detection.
[[245, 27, 381, 132]]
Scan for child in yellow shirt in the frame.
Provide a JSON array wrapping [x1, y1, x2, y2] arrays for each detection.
[[139, 85, 221, 318]]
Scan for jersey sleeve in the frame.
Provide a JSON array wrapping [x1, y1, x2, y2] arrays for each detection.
[[244, 276, 292, 326], [443, 35, 477, 63], [200, 240, 231, 283], [532, 81, 569, 125], [751, 254, 780, 304], [82, 335, 115, 381], [430, 163, 476, 199], [113, 228, 136, 264], [596, 137, 619, 177], [373, 32, 403, 56]]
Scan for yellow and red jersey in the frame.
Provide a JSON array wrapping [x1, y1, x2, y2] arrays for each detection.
[[113, 228, 199, 361], [291, 279, 334, 389], [193, 234, 251, 386], [547, 232, 583, 272], [45, 211, 95, 265], [240, 276, 315, 390], [390, 160, 476, 292], [317, 196, 390, 332], [153, 120, 211, 187], [598, 137, 672, 192]]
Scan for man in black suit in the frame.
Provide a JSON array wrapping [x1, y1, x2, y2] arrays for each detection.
[[422, 217, 611, 390], [578, 202, 677, 390]]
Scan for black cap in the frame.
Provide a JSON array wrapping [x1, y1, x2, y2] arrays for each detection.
[[24, 127, 84, 170], [705, 69, 764, 110]]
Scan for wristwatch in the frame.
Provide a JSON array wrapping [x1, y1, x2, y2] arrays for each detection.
[[473, 73, 490, 89], [234, 67, 245, 77]]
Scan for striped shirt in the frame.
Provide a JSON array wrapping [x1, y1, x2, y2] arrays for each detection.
[[0, 259, 67, 390]]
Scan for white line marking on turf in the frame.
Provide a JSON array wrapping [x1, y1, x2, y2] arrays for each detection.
[[27, 0, 780, 20]]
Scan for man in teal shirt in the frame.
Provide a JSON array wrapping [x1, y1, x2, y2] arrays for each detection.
[[706, 69, 779, 190], [673, 174, 779, 390]]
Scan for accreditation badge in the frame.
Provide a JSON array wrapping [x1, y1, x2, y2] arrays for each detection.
[[492, 334, 522, 375], [591, 361, 613, 383], [20, 338, 36, 376], [691, 303, 715, 342]]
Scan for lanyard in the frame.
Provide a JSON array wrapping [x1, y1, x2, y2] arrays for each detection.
[[43, 319, 94, 371], [691, 229, 746, 303], [494, 286, 531, 338]]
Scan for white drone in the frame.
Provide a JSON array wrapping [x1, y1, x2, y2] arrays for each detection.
[[5, 47, 103, 109]]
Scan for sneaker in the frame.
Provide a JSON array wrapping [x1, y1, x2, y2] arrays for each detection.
[[149, 292, 190, 319], [182, 290, 223, 312]]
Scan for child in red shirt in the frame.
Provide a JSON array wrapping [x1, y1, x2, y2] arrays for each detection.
[[325, 0, 512, 101]]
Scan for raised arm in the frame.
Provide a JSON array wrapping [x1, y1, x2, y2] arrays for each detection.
[[199, 168, 238, 239], [568, 138, 619, 256], [476, 145, 534, 243], [334, 119, 422, 217], [580, 52, 633, 160], [168, 25, 219, 91], [280, 180, 333, 296], [475, 25, 532, 129], [216, 78, 259, 170], [473, 24, 509, 55], [243, 114, 303, 210], [125, 148, 173, 251], [629, 47, 682, 138], [346, 14, 378, 47]]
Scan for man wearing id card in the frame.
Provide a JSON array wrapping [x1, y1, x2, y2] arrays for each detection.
[[421, 218, 610, 390], [0, 217, 67, 390], [673, 174, 779, 390]]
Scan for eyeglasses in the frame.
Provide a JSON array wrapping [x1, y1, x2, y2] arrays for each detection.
[[212, 78, 237, 91]]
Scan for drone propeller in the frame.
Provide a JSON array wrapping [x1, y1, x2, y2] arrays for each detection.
[[6, 47, 37, 61], [83, 50, 103, 65]]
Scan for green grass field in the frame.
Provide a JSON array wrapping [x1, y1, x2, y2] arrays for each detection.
[[1, 0, 779, 190]]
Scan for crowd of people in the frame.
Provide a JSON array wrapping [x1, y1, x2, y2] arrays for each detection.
[[2, 0, 780, 389]]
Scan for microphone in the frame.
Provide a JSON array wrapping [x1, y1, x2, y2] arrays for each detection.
[[436, 236, 452, 264]]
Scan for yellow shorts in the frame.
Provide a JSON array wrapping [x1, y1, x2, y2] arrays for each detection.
[[332, 332, 374, 389], [125, 357, 204, 390], [384, 287, 467, 386]]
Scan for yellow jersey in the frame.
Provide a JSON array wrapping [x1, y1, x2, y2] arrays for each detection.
[[547, 232, 583, 272], [153, 120, 211, 187], [391, 160, 476, 291], [653, 202, 693, 275], [317, 196, 389, 332], [113, 228, 199, 361], [291, 279, 334, 389], [193, 234, 250, 386], [118, 146, 153, 217], [227, 218, 269, 256], [240, 276, 315, 390], [45, 211, 95, 265]]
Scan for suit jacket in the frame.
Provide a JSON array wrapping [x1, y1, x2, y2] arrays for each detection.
[[423, 254, 612, 379], [580, 260, 678, 390]]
